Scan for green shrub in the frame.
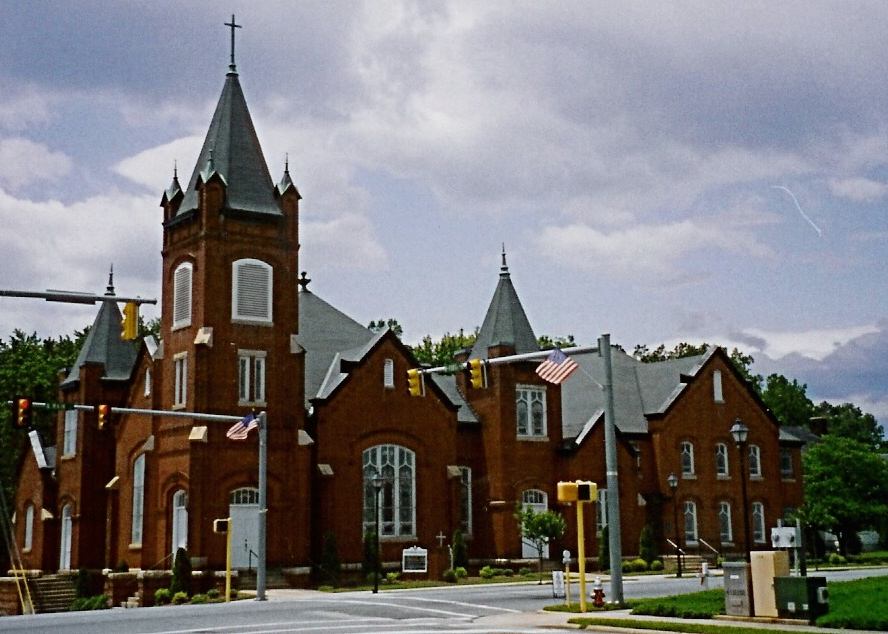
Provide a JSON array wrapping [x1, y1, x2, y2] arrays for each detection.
[[317, 585, 334, 592], [501, 568, 514, 577], [386, 572, 400, 584], [170, 547, 192, 596], [114, 560, 129, 573], [362, 530, 377, 579], [519, 567, 534, 576], [829, 553, 847, 565], [190, 593, 208, 604], [154, 588, 172, 605], [631, 558, 648, 572], [650, 560, 664, 571], [455, 566, 468, 579], [71, 594, 110, 611], [442, 568, 458, 583], [172, 591, 189, 605], [206, 588, 220, 599], [621, 560, 632, 573], [639, 525, 657, 565], [629, 588, 724, 618], [479, 565, 495, 579]]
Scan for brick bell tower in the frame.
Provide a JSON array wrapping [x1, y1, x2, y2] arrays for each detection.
[[157, 18, 307, 569]]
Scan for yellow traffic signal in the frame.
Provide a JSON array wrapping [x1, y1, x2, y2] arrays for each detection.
[[121, 302, 139, 340], [96, 404, 109, 429], [14, 397, 33, 428], [407, 369, 423, 396], [469, 358, 484, 389]]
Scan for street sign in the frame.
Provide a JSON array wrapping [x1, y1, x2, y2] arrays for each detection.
[[42, 401, 74, 411]]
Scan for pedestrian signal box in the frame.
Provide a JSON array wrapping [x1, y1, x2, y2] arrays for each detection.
[[213, 518, 229, 534], [557, 480, 597, 503]]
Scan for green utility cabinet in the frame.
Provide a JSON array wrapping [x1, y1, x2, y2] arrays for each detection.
[[774, 576, 829, 622]]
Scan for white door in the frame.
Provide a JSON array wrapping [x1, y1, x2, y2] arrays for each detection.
[[59, 504, 72, 570], [229, 488, 260, 568], [171, 490, 188, 557], [521, 489, 549, 559]]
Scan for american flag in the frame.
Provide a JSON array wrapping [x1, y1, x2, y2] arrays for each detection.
[[226, 413, 258, 440], [535, 348, 579, 385]]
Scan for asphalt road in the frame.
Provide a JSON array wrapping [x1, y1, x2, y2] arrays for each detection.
[[2, 568, 886, 634]]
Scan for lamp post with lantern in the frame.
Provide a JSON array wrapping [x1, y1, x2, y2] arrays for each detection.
[[667, 472, 683, 578], [730, 418, 755, 617], [371, 471, 386, 594]]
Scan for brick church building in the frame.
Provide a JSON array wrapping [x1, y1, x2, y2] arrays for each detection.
[[12, 37, 805, 586]]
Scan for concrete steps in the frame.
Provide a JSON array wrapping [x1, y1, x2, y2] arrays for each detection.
[[30, 575, 76, 614]]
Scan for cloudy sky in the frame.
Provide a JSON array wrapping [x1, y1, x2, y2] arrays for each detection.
[[1, 2, 886, 429]]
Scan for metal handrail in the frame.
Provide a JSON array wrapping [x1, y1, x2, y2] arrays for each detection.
[[150, 551, 176, 570], [698, 538, 720, 556], [248, 548, 259, 572], [665, 539, 685, 555]]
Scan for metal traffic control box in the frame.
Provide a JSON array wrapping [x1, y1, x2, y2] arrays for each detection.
[[751, 550, 789, 617], [774, 576, 829, 623], [722, 562, 751, 616]]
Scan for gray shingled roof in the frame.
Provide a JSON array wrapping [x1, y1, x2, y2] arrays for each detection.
[[61, 297, 138, 388], [176, 69, 282, 218], [560, 347, 713, 442], [470, 255, 538, 360]]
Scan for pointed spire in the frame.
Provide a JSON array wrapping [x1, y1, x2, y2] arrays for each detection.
[[276, 153, 301, 198], [105, 265, 115, 296], [470, 248, 538, 359], [164, 161, 182, 201]]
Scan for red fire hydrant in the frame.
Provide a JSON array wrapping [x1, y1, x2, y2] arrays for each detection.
[[591, 576, 605, 608]]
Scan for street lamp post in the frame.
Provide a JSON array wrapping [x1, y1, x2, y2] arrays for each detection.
[[730, 418, 755, 617], [667, 472, 682, 578], [371, 471, 385, 594]]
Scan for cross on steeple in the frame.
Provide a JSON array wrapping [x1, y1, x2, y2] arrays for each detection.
[[225, 15, 242, 72]]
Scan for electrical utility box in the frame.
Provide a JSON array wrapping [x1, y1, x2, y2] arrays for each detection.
[[751, 550, 789, 617], [774, 576, 829, 623], [723, 562, 752, 616]]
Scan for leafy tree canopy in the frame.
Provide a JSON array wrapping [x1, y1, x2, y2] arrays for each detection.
[[633, 341, 761, 389], [801, 435, 888, 555], [367, 318, 403, 338], [515, 505, 566, 582], [813, 401, 884, 447], [761, 373, 815, 428]]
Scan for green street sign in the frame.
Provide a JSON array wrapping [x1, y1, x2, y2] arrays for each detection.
[[42, 401, 74, 411]]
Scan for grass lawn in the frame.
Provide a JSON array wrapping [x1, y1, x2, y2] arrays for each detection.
[[564, 575, 888, 631]]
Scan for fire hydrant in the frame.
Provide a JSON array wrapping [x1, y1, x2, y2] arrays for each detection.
[[591, 576, 605, 608]]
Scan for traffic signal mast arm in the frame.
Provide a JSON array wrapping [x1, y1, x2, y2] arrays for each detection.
[[0, 289, 157, 306], [413, 344, 600, 376], [3, 400, 245, 423]]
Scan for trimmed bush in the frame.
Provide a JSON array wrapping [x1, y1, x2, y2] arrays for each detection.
[[454, 567, 468, 579], [170, 547, 192, 596], [154, 588, 172, 605], [190, 593, 208, 604], [442, 568, 458, 583], [386, 572, 400, 584], [172, 591, 189, 605], [650, 560, 664, 571], [519, 567, 535, 576], [452, 529, 469, 569], [206, 588, 220, 599], [479, 565, 495, 579], [829, 553, 847, 565], [71, 595, 110, 611], [639, 525, 657, 565], [631, 558, 648, 572]]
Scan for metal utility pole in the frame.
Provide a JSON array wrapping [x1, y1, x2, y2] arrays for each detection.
[[600, 334, 624, 605], [256, 412, 268, 601]]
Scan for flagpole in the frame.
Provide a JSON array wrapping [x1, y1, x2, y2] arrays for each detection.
[[256, 411, 267, 601]]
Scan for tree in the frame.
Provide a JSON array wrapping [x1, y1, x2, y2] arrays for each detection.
[[412, 329, 478, 367], [761, 374, 814, 428], [367, 319, 403, 338], [537, 334, 576, 349], [814, 401, 883, 448], [638, 524, 657, 566], [515, 506, 566, 583], [451, 528, 469, 570], [633, 342, 762, 391], [801, 435, 888, 556]]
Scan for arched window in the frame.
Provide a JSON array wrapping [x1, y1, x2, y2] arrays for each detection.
[[171, 490, 188, 556], [363, 445, 415, 537], [459, 466, 472, 535], [60, 503, 72, 570], [748, 445, 762, 477], [715, 443, 729, 476], [718, 501, 733, 543], [131, 454, 146, 545], [681, 442, 695, 476], [752, 502, 766, 543], [521, 489, 549, 558], [232, 259, 272, 323], [516, 386, 547, 437], [684, 500, 698, 543], [172, 262, 193, 329], [24, 504, 34, 550]]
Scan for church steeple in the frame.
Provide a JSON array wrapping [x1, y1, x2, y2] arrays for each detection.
[[173, 17, 282, 220], [470, 247, 539, 359]]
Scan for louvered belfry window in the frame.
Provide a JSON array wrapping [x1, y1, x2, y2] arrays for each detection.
[[232, 259, 272, 323], [172, 262, 193, 329]]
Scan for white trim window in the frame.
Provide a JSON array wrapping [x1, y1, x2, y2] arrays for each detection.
[[752, 502, 766, 543], [459, 466, 472, 535], [363, 445, 416, 537], [172, 262, 193, 330], [59, 504, 72, 570], [748, 445, 762, 477], [780, 447, 794, 479], [681, 442, 695, 477], [131, 454, 146, 545], [383, 358, 395, 389], [171, 490, 188, 556], [715, 443, 729, 477], [718, 501, 733, 543], [238, 350, 267, 405], [713, 370, 724, 402], [516, 386, 547, 438], [684, 500, 698, 543], [144, 368, 151, 397], [232, 259, 272, 324], [24, 504, 34, 550], [63, 409, 77, 456], [174, 353, 187, 408]]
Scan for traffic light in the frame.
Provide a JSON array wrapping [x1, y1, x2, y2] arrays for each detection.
[[13, 397, 33, 428], [468, 358, 484, 389], [407, 369, 423, 396], [96, 404, 109, 429], [577, 480, 597, 502], [121, 302, 139, 340]]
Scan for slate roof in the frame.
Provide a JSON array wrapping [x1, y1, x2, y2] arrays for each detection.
[[560, 346, 714, 442], [470, 253, 538, 360], [297, 286, 477, 422], [61, 295, 138, 388], [176, 68, 283, 218]]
